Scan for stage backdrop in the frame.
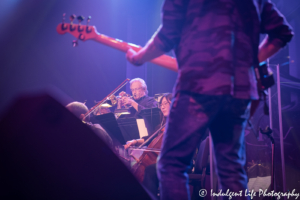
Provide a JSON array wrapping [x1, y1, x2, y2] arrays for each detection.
[[0, 0, 177, 114]]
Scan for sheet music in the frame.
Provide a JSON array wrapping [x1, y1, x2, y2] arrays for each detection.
[[136, 119, 148, 138], [248, 176, 271, 191]]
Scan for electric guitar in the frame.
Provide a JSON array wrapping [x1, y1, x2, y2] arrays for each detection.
[[56, 14, 178, 72]]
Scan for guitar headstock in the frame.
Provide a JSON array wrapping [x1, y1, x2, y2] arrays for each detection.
[[56, 14, 98, 42]]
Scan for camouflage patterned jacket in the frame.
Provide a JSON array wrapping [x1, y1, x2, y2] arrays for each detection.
[[152, 0, 293, 99]]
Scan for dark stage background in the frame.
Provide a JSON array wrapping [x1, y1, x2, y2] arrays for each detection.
[[0, 0, 299, 195], [0, 0, 177, 112]]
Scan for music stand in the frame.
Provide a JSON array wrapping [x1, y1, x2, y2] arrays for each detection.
[[117, 117, 140, 142], [139, 107, 161, 135], [95, 113, 126, 145]]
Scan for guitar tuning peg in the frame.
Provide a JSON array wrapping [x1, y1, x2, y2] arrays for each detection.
[[77, 15, 84, 25], [87, 16, 91, 26], [72, 39, 78, 47], [62, 13, 66, 23], [70, 14, 76, 25]]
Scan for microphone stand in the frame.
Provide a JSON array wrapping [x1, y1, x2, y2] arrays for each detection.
[[260, 126, 275, 200]]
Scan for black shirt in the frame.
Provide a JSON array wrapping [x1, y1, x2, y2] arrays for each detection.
[[128, 95, 158, 118]]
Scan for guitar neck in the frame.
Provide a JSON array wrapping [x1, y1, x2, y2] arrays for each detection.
[[93, 33, 178, 72], [56, 23, 178, 72]]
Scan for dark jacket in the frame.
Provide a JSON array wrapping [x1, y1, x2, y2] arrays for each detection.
[[128, 95, 158, 118]]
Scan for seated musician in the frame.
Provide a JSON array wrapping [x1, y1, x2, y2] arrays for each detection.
[[124, 93, 172, 149], [119, 78, 157, 118], [124, 93, 172, 199], [66, 101, 113, 150]]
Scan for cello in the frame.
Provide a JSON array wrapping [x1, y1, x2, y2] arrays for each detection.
[[130, 124, 166, 183]]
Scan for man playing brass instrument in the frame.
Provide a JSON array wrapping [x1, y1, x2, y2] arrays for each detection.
[[119, 78, 157, 118]]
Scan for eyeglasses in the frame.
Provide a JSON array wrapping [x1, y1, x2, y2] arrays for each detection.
[[131, 87, 142, 92], [158, 102, 170, 109]]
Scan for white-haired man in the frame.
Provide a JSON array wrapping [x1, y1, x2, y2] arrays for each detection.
[[120, 78, 157, 118]]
